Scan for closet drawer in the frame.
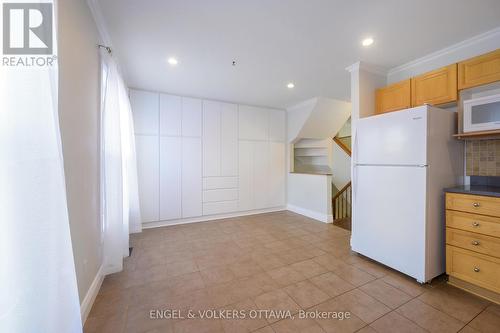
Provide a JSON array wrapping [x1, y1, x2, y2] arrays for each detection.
[[446, 210, 500, 238], [203, 201, 238, 215], [446, 245, 500, 294], [446, 228, 500, 258], [202, 177, 238, 190], [202, 189, 238, 202], [446, 193, 500, 217]]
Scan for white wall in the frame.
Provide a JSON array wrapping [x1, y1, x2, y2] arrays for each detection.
[[58, 0, 102, 306], [287, 97, 351, 143], [332, 144, 351, 190], [287, 174, 332, 223], [130, 89, 287, 227]]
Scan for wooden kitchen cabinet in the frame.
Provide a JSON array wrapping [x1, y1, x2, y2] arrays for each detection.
[[411, 64, 457, 106], [446, 192, 500, 303], [375, 79, 411, 114], [458, 49, 500, 90]]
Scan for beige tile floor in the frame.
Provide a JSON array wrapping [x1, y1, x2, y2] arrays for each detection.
[[84, 211, 500, 333]]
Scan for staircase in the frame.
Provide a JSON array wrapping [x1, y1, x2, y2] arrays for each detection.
[[332, 119, 352, 230]]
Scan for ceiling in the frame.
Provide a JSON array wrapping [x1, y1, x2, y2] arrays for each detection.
[[99, 0, 500, 108]]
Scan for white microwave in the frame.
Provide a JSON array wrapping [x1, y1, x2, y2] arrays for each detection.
[[463, 94, 500, 133]]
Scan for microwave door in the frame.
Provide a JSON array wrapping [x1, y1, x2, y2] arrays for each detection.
[[464, 94, 500, 132]]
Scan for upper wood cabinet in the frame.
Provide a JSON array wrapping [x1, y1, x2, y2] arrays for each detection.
[[375, 79, 411, 114], [411, 64, 457, 107], [458, 49, 500, 90]]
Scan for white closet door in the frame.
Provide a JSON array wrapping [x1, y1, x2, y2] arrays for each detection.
[[160, 94, 182, 136], [221, 103, 238, 176], [130, 90, 159, 135], [253, 141, 270, 209], [267, 142, 286, 207], [182, 137, 202, 218], [239, 105, 268, 141], [135, 135, 159, 222], [269, 110, 286, 142], [159, 137, 182, 221], [182, 97, 202, 137], [238, 141, 254, 211], [202, 100, 221, 177]]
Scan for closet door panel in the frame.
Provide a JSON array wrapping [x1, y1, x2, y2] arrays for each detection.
[[269, 110, 286, 142], [159, 137, 182, 221], [268, 142, 286, 207], [239, 105, 268, 141], [238, 141, 254, 211], [202, 100, 221, 177], [182, 97, 202, 137], [135, 135, 159, 222], [221, 103, 238, 176], [160, 94, 182, 136], [182, 137, 202, 218], [130, 90, 159, 135], [253, 141, 270, 209]]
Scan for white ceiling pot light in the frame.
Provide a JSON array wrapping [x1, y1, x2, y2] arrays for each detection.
[[287, 82, 295, 89], [362, 37, 374, 47], [167, 57, 178, 66]]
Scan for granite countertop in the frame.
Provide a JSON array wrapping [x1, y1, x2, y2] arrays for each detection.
[[444, 185, 500, 198]]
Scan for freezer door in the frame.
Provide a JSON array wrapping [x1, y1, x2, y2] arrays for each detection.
[[354, 106, 428, 166], [352, 165, 427, 282]]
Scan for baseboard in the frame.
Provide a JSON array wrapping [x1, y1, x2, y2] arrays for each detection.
[[142, 206, 286, 229], [80, 265, 104, 324], [286, 204, 332, 223]]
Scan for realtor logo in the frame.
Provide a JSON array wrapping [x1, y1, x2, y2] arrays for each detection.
[[2, 3, 53, 55]]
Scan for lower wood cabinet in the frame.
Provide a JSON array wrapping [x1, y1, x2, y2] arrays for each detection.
[[446, 192, 500, 302], [411, 64, 457, 106], [375, 79, 411, 114]]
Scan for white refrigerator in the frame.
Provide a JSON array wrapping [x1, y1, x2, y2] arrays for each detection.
[[351, 105, 463, 283]]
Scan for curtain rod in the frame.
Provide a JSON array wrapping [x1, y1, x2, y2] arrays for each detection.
[[97, 44, 112, 54]]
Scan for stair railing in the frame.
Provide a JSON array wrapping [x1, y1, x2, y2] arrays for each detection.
[[332, 181, 351, 221]]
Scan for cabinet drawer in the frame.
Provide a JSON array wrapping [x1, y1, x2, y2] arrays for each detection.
[[446, 193, 500, 217], [446, 245, 500, 294], [446, 210, 500, 238], [446, 228, 500, 258], [202, 189, 238, 203]]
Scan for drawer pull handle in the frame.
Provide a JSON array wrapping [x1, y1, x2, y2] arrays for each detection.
[[473, 267, 480, 273], [473, 202, 480, 208], [471, 240, 480, 246], [472, 222, 480, 227]]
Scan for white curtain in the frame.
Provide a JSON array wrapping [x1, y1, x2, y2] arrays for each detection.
[[100, 49, 141, 274], [0, 1, 82, 332]]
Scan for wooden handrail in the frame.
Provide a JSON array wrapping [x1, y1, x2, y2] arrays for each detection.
[[333, 136, 351, 156], [332, 181, 351, 202]]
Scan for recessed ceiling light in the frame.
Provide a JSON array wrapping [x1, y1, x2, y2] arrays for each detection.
[[362, 38, 374, 47], [167, 57, 178, 65], [287, 82, 295, 89]]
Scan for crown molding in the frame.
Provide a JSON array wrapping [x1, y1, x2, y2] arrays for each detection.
[[86, 0, 113, 47], [345, 61, 387, 76], [388, 26, 500, 77]]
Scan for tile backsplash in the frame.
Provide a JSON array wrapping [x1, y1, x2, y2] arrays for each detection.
[[466, 140, 500, 176]]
